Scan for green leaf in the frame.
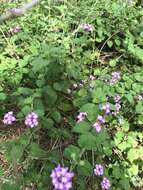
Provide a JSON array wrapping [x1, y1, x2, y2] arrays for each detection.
[[135, 102, 143, 114], [128, 165, 138, 176], [109, 59, 116, 67], [78, 133, 96, 150], [80, 103, 99, 122], [118, 142, 129, 151], [42, 118, 54, 129], [17, 87, 33, 96], [94, 69, 101, 76], [33, 98, 45, 116], [107, 40, 113, 48], [134, 73, 143, 82], [119, 178, 130, 190], [128, 44, 143, 62], [127, 149, 139, 162], [73, 121, 91, 134], [94, 129, 109, 146], [29, 143, 47, 158], [47, 150, 61, 163], [43, 85, 57, 106], [112, 166, 121, 179], [125, 94, 134, 104], [31, 57, 49, 72], [64, 145, 80, 161], [0, 92, 6, 101], [138, 114, 143, 124], [21, 105, 32, 115], [77, 160, 92, 176], [92, 88, 107, 103], [51, 111, 61, 123], [1, 183, 19, 190]]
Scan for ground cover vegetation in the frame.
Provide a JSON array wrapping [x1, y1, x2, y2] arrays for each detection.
[[0, 0, 143, 189]]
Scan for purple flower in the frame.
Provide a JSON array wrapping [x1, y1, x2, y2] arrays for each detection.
[[112, 103, 121, 116], [94, 164, 104, 176], [3, 111, 16, 125], [77, 112, 87, 123], [114, 95, 121, 103], [112, 111, 118, 116], [81, 23, 94, 32], [9, 26, 21, 34], [101, 177, 111, 190], [89, 75, 96, 81], [112, 72, 120, 80], [50, 164, 74, 190], [102, 103, 110, 114], [97, 115, 105, 124], [92, 122, 101, 133], [115, 103, 121, 111], [110, 72, 121, 85], [25, 112, 38, 128]]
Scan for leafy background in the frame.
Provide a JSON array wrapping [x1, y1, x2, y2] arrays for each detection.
[[0, 0, 143, 189]]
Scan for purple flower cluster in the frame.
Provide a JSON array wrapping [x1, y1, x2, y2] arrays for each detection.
[[3, 111, 16, 125], [81, 23, 94, 32], [114, 95, 121, 103], [69, 75, 96, 93], [3, 111, 38, 128], [94, 164, 104, 176], [50, 164, 74, 190], [110, 72, 121, 85], [9, 26, 21, 34], [77, 112, 87, 123], [112, 95, 121, 116], [102, 103, 110, 115], [101, 177, 111, 190], [94, 164, 110, 189], [25, 112, 38, 128], [93, 122, 101, 133], [92, 115, 105, 133], [89, 75, 96, 81]]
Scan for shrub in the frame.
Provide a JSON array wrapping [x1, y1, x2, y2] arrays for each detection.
[[0, 0, 143, 189]]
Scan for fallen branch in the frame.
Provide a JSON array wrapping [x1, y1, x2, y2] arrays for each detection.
[[0, 0, 40, 22]]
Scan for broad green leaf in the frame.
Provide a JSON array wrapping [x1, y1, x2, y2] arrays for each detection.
[[51, 111, 61, 123], [73, 121, 91, 134], [77, 160, 92, 176], [128, 165, 138, 176], [64, 145, 80, 161], [0, 92, 6, 101], [79, 103, 99, 122], [127, 149, 139, 162], [135, 102, 143, 113], [29, 143, 47, 158], [78, 132, 96, 150], [92, 88, 107, 103]]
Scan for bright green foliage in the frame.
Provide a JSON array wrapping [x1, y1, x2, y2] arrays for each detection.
[[0, 0, 143, 190]]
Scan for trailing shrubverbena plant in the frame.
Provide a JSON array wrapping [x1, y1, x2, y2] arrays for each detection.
[[0, 0, 143, 189]]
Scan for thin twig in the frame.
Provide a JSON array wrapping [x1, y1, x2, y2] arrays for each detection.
[[0, 0, 40, 22]]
